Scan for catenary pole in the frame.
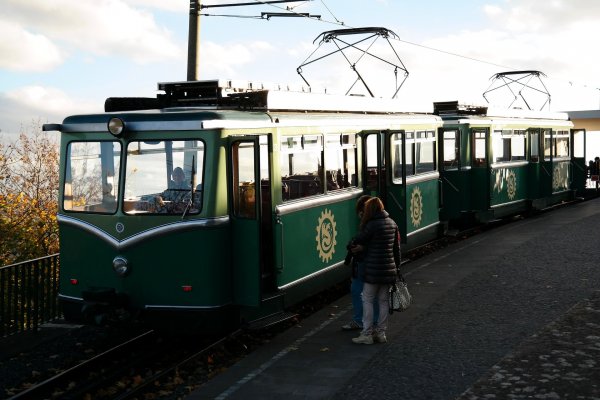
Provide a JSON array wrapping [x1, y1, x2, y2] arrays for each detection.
[[187, 0, 201, 81]]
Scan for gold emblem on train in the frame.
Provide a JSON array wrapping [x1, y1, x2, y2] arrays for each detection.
[[410, 187, 423, 227], [506, 171, 517, 200], [316, 209, 337, 263]]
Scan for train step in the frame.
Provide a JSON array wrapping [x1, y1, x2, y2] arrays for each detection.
[[247, 311, 299, 331]]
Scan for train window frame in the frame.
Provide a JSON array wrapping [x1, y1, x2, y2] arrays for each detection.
[[472, 129, 487, 167], [324, 133, 358, 191], [415, 130, 437, 174], [529, 129, 540, 163], [280, 133, 324, 202], [543, 129, 553, 160], [123, 139, 205, 216], [493, 130, 512, 163], [404, 131, 415, 177], [573, 130, 585, 158], [511, 130, 526, 161], [63, 140, 121, 214], [390, 132, 404, 183], [543, 129, 570, 161], [232, 141, 257, 219], [554, 130, 570, 159], [442, 129, 459, 170]]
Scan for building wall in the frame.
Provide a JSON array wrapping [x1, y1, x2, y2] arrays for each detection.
[[572, 118, 600, 131]]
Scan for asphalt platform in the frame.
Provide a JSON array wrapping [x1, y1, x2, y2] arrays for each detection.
[[190, 196, 600, 400]]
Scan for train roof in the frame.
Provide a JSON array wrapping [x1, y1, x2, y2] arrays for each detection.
[[434, 100, 571, 122], [47, 106, 441, 134], [105, 79, 432, 115], [44, 79, 443, 133]]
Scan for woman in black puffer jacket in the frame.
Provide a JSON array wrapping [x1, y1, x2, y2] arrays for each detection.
[[350, 197, 400, 345]]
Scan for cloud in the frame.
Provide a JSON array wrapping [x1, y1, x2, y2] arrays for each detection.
[[0, 86, 99, 136], [0, 20, 63, 72], [484, 0, 600, 32], [2, 0, 184, 65], [199, 40, 275, 77], [122, 0, 188, 12]]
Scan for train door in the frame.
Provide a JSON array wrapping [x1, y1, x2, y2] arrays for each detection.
[[437, 127, 461, 222], [362, 130, 407, 242], [571, 129, 586, 194], [527, 128, 542, 200], [471, 128, 490, 211], [362, 131, 387, 198], [229, 135, 272, 307]]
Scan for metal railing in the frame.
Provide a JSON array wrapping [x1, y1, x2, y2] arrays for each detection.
[[1, 254, 60, 337]]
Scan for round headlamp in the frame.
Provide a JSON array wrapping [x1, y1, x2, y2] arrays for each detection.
[[112, 256, 130, 277], [108, 117, 125, 136]]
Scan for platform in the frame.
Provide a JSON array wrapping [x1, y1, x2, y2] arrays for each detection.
[[190, 197, 600, 399]]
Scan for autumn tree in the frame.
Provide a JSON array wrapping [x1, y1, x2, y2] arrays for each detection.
[[0, 122, 60, 265]]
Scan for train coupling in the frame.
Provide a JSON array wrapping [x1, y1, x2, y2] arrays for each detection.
[[81, 288, 131, 325]]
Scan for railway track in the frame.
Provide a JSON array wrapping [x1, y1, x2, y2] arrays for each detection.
[[10, 330, 157, 399], [8, 325, 291, 400], [9, 196, 595, 399]]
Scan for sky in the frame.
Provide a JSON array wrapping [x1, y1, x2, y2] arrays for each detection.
[[2, 0, 600, 141]]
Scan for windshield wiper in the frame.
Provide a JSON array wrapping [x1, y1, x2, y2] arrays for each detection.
[[182, 156, 196, 220]]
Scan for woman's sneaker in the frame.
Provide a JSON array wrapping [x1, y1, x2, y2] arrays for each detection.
[[341, 321, 362, 331], [352, 334, 374, 345], [373, 332, 387, 343]]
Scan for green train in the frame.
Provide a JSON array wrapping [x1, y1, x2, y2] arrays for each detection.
[[42, 80, 586, 331], [436, 101, 587, 227]]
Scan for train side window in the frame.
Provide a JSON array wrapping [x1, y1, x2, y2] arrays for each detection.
[[555, 131, 570, 158], [573, 130, 585, 158], [472, 130, 487, 167], [543, 129, 552, 160], [280, 134, 323, 201], [511, 130, 526, 161], [405, 131, 415, 176], [493, 130, 512, 163], [443, 130, 459, 169], [390, 132, 402, 182], [415, 130, 436, 174], [64, 141, 121, 213], [232, 141, 256, 219], [324, 133, 357, 191], [366, 134, 381, 189], [530, 129, 540, 163]]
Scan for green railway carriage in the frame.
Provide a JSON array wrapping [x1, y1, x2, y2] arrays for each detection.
[[43, 80, 443, 330], [435, 101, 586, 227]]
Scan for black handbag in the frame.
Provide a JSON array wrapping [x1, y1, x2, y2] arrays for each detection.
[[389, 274, 412, 313]]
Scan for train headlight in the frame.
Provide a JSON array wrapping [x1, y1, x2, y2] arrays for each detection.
[[107, 117, 125, 136], [112, 256, 130, 277]]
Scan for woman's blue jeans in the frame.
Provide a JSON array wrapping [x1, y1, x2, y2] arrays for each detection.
[[351, 262, 379, 325]]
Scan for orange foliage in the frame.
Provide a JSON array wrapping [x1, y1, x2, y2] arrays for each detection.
[[0, 122, 59, 265]]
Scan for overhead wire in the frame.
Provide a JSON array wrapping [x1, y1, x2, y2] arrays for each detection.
[[202, 1, 598, 93]]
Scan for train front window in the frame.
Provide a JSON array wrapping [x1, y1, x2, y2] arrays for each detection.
[[64, 141, 121, 214], [123, 140, 204, 215]]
